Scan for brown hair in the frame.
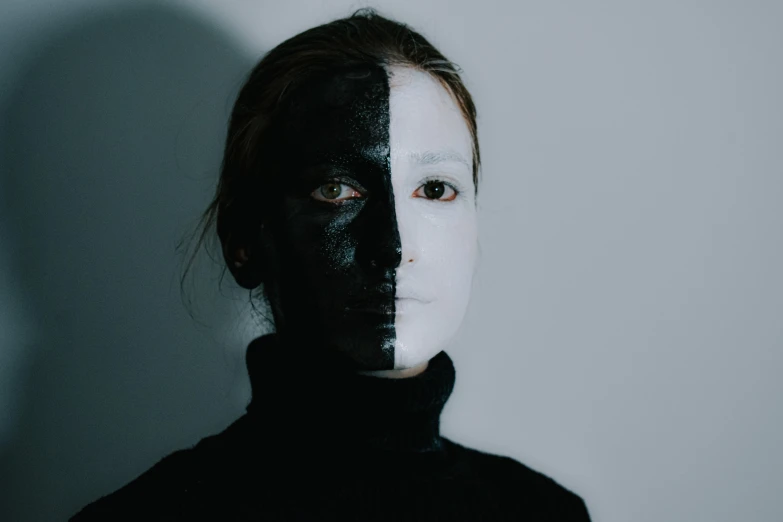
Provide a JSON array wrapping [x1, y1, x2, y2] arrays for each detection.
[[178, 7, 481, 323]]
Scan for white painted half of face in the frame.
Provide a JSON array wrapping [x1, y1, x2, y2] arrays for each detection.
[[388, 65, 479, 369]]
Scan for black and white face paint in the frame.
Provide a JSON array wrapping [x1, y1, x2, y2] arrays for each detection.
[[263, 64, 477, 371]]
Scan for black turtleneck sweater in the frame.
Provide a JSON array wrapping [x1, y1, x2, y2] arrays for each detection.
[[70, 334, 591, 521]]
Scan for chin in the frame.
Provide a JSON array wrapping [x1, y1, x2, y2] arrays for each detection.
[[391, 305, 466, 369], [392, 335, 446, 369]]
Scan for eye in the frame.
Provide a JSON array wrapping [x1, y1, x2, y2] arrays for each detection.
[[310, 181, 363, 203], [413, 180, 458, 201]]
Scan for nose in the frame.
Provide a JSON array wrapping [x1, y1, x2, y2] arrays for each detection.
[[354, 194, 402, 276], [396, 212, 420, 268]]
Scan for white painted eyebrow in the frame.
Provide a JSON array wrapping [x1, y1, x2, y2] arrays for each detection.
[[408, 149, 471, 170]]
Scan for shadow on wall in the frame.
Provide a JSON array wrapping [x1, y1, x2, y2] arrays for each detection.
[[0, 5, 256, 520]]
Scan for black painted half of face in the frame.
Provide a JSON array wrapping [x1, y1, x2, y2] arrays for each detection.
[[263, 64, 400, 371]]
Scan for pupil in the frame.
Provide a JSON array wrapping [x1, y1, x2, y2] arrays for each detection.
[[424, 182, 444, 199]]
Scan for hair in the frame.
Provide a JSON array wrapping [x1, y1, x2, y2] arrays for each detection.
[[177, 7, 481, 325]]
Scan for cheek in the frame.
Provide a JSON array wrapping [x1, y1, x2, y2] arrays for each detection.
[[280, 212, 356, 273], [411, 209, 478, 298], [320, 220, 358, 272]]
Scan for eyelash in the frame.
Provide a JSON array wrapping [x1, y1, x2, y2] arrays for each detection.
[[311, 177, 461, 203], [419, 176, 461, 202]]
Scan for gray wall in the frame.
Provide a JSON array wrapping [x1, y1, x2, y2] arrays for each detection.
[[1, 1, 781, 521]]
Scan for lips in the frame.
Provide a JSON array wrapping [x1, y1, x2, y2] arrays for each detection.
[[393, 280, 432, 304], [344, 279, 432, 315]]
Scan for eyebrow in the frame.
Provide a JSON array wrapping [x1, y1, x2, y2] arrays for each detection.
[[408, 149, 471, 170]]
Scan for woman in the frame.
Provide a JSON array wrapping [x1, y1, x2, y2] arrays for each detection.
[[71, 8, 591, 521]]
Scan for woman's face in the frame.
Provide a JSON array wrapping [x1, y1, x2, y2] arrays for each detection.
[[259, 64, 477, 370]]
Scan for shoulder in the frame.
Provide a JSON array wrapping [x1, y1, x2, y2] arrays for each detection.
[[442, 436, 591, 521], [69, 448, 197, 520], [69, 416, 250, 521]]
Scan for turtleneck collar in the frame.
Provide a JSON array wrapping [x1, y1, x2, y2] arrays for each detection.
[[244, 333, 455, 456]]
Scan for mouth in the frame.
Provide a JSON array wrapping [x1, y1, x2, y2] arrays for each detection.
[[345, 297, 427, 316], [344, 282, 431, 316], [346, 294, 395, 315], [347, 307, 396, 316]]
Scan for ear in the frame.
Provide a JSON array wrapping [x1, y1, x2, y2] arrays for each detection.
[[224, 234, 264, 290]]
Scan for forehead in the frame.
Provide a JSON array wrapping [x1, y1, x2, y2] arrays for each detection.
[[387, 66, 473, 167], [279, 64, 390, 169], [276, 64, 472, 174]]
